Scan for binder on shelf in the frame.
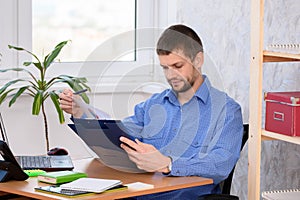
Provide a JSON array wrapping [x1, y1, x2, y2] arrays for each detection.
[[266, 44, 300, 54], [262, 189, 300, 200]]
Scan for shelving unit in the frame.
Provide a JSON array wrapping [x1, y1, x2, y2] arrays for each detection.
[[248, 0, 300, 199], [263, 51, 300, 62]]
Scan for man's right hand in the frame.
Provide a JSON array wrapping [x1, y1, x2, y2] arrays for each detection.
[[59, 89, 84, 118]]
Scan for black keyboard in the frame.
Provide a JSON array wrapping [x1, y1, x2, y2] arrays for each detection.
[[19, 156, 51, 169]]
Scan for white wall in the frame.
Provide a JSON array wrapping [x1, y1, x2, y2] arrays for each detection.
[[176, 0, 300, 123]]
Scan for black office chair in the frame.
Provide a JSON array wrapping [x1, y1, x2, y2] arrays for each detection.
[[198, 124, 249, 200]]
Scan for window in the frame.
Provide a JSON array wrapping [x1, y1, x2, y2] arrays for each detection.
[[32, 0, 136, 62], [0, 0, 176, 92]]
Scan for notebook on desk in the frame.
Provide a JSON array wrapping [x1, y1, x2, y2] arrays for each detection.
[[0, 140, 74, 171]]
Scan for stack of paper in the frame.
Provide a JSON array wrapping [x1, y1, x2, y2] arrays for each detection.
[[60, 177, 122, 193]]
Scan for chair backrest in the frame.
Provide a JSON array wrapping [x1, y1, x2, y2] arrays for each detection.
[[198, 124, 249, 200], [221, 124, 249, 194]]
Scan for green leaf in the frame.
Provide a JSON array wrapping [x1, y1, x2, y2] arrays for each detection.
[[32, 91, 43, 115], [8, 45, 24, 51], [23, 62, 43, 72], [8, 44, 41, 63], [23, 62, 33, 66], [70, 81, 90, 104], [0, 68, 39, 85], [55, 75, 75, 87], [80, 93, 90, 104], [0, 68, 24, 73], [49, 91, 65, 124], [70, 81, 83, 91], [0, 88, 15, 105], [8, 86, 28, 107], [36, 80, 47, 90], [77, 81, 90, 91], [44, 40, 70, 69], [33, 62, 43, 71], [0, 79, 25, 94]]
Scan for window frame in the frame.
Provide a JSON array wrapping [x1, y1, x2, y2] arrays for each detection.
[[0, 0, 177, 93]]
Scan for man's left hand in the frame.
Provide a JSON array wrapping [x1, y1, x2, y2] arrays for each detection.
[[120, 136, 171, 173]]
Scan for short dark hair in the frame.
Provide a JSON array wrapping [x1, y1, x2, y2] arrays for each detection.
[[156, 24, 204, 61]]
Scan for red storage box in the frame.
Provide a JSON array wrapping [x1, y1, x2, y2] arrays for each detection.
[[265, 92, 300, 136]]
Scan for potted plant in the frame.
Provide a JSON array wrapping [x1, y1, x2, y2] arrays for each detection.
[[0, 40, 90, 151]]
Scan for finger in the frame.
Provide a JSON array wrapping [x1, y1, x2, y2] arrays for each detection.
[[60, 102, 76, 109], [120, 136, 136, 147], [120, 143, 136, 154], [60, 89, 73, 100], [120, 137, 143, 152], [59, 97, 74, 106], [120, 137, 138, 150], [59, 92, 71, 100], [135, 138, 145, 145], [60, 100, 80, 112], [62, 88, 73, 95], [59, 93, 74, 103], [133, 139, 146, 152], [134, 138, 156, 151]]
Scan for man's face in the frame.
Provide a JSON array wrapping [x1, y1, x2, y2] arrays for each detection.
[[158, 51, 201, 93]]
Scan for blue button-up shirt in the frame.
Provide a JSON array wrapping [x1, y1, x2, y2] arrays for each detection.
[[122, 76, 243, 199]]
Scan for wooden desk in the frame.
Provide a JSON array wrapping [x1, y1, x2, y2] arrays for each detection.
[[0, 158, 213, 200]]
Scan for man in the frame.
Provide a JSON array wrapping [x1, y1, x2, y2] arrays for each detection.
[[59, 24, 243, 199]]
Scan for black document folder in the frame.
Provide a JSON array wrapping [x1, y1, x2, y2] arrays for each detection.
[[68, 118, 144, 173], [70, 119, 134, 149]]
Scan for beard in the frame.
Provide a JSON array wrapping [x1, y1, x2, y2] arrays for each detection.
[[168, 72, 199, 93], [167, 67, 201, 93], [169, 78, 193, 93]]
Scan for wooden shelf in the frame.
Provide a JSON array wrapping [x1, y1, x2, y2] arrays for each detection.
[[263, 51, 300, 62], [249, 1, 300, 199], [262, 129, 300, 145]]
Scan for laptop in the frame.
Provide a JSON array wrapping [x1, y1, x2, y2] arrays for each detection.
[[0, 112, 73, 172], [0, 140, 74, 172]]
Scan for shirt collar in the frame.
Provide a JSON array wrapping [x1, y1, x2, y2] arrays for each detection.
[[195, 75, 210, 104], [164, 75, 211, 105]]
